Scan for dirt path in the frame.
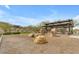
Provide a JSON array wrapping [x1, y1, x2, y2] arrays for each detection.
[[0, 34, 79, 54]]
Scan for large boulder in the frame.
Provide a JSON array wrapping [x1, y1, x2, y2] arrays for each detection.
[[34, 35, 48, 44]]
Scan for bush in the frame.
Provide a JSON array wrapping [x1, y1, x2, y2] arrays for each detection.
[[3, 32, 20, 35]]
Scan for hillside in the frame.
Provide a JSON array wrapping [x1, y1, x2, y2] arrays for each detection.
[[0, 22, 23, 33], [0, 22, 12, 32], [0, 22, 38, 34]]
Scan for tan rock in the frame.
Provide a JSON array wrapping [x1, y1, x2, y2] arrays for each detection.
[[51, 28, 56, 36], [34, 35, 48, 44]]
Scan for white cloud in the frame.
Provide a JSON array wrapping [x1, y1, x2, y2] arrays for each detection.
[[72, 15, 79, 29], [73, 15, 79, 19], [11, 16, 42, 26], [73, 15, 79, 22], [73, 15, 79, 20], [4, 5, 10, 9]]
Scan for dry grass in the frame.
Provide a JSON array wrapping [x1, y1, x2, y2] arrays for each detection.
[[0, 34, 79, 54]]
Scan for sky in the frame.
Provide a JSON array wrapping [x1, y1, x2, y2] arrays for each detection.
[[0, 5, 79, 26]]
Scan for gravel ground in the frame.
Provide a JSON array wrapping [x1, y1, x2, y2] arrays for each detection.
[[0, 34, 79, 54]]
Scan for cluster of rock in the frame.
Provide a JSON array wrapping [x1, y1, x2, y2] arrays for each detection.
[[28, 28, 56, 44]]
